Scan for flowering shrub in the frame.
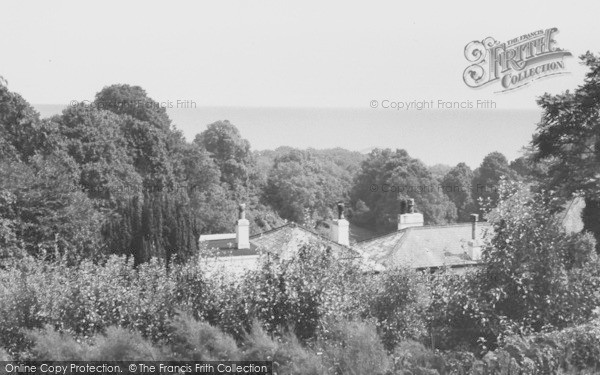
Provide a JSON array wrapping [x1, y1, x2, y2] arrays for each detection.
[[0, 255, 190, 358], [428, 181, 600, 352], [481, 181, 600, 334], [363, 267, 430, 350], [0, 242, 429, 362], [240, 243, 368, 340]]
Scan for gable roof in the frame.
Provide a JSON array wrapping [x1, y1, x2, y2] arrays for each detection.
[[199, 220, 489, 272], [200, 223, 358, 259], [356, 223, 491, 270], [251, 223, 352, 255]]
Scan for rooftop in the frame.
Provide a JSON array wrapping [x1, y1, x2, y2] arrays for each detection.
[[356, 222, 492, 270], [201, 222, 355, 258]]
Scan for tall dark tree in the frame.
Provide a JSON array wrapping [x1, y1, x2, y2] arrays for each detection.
[[104, 191, 199, 265], [94, 84, 171, 131], [532, 52, 600, 249], [0, 84, 104, 260], [94, 85, 181, 192], [429, 164, 452, 184], [54, 105, 142, 202], [265, 149, 347, 224], [351, 149, 457, 231], [0, 153, 103, 260], [472, 152, 517, 213], [195, 120, 253, 191], [0, 83, 46, 161], [442, 163, 475, 222]]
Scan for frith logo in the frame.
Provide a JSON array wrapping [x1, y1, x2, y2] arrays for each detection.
[[463, 28, 572, 92]]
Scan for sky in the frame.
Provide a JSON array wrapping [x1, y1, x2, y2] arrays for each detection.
[[2, 0, 599, 109], [2, 1, 600, 167]]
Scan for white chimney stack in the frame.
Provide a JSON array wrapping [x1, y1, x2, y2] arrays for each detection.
[[330, 202, 350, 246], [236, 203, 250, 249], [398, 199, 424, 230], [467, 213, 481, 261]]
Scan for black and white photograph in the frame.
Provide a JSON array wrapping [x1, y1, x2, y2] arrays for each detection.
[[1, 1, 600, 373]]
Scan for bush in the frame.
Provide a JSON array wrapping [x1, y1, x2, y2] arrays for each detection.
[[0, 241, 430, 360], [239, 242, 367, 341], [27, 325, 163, 361], [364, 267, 429, 350], [27, 326, 88, 360], [274, 335, 326, 375], [428, 181, 600, 351], [480, 181, 600, 334], [243, 322, 326, 375], [319, 320, 391, 375], [392, 341, 445, 374], [0, 348, 11, 361], [0, 255, 207, 357], [168, 313, 240, 360], [86, 326, 164, 361], [201, 270, 252, 340]]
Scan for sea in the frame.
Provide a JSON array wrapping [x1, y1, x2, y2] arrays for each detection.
[[33, 105, 542, 168]]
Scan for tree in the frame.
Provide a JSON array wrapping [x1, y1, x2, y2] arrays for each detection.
[[0, 83, 45, 162], [94, 85, 182, 192], [0, 84, 104, 260], [195, 120, 253, 191], [119, 117, 178, 191], [0, 189, 22, 262], [104, 190, 200, 265], [265, 149, 345, 224], [472, 152, 517, 213], [429, 164, 452, 184], [174, 142, 221, 194], [54, 105, 142, 202], [532, 52, 600, 249], [351, 149, 456, 231], [442, 163, 476, 222], [0, 153, 104, 260], [480, 181, 599, 333], [94, 84, 171, 131], [431, 181, 600, 350]]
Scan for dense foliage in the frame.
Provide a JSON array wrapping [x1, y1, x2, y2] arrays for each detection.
[[0, 244, 428, 361], [532, 52, 600, 250], [429, 180, 600, 353], [0, 79, 531, 263], [2, 240, 600, 373], [441, 162, 476, 221], [351, 148, 457, 231], [3, 54, 600, 373]]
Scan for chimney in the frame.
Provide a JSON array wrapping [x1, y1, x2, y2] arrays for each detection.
[[470, 213, 479, 240], [330, 202, 350, 246], [467, 213, 481, 261], [236, 203, 250, 249], [400, 199, 407, 215], [398, 198, 424, 230]]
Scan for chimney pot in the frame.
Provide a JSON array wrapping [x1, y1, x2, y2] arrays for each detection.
[[336, 202, 345, 219], [470, 213, 479, 240], [400, 199, 406, 215]]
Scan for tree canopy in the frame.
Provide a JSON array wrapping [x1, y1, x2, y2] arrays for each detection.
[[351, 149, 457, 231]]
